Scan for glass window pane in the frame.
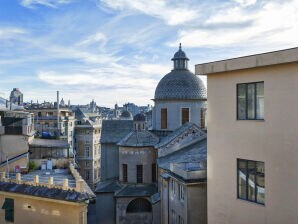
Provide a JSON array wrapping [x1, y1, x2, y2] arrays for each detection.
[[238, 160, 247, 199], [256, 161, 265, 204], [237, 84, 246, 119], [247, 84, 255, 119], [256, 82, 264, 119], [247, 161, 256, 201]]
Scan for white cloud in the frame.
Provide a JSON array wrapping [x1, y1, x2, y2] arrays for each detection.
[[100, 0, 198, 25], [37, 68, 158, 89], [233, 0, 257, 7], [0, 27, 26, 39], [77, 32, 107, 46], [20, 0, 72, 8], [170, 0, 298, 50], [138, 63, 170, 75]]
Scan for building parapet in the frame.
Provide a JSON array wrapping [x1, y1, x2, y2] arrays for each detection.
[[170, 161, 207, 180], [0, 162, 93, 194]]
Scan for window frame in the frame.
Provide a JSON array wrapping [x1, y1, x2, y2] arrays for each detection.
[[123, 164, 128, 183], [136, 165, 143, 183], [237, 158, 265, 205], [152, 163, 156, 183], [236, 81, 264, 120], [161, 108, 168, 129], [181, 107, 190, 125]]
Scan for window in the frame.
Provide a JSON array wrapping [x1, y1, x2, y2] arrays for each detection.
[[123, 164, 128, 182], [171, 210, 176, 224], [237, 82, 264, 120], [136, 165, 143, 183], [181, 108, 189, 125], [161, 108, 167, 129], [171, 180, 176, 197], [2, 198, 14, 222], [200, 108, 206, 129], [178, 215, 184, 224], [178, 184, 184, 201], [84, 146, 90, 158], [237, 159, 265, 204], [152, 163, 156, 183], [85, 161, 90, 167], [85, 170, 90, 180]]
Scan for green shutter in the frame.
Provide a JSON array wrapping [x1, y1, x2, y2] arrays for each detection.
[[2, 198, 14, 222]]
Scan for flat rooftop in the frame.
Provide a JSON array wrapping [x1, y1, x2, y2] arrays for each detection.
[[195, 47, 298, 75], [9, 169, 76, 187], [29, 138, 70, 148]]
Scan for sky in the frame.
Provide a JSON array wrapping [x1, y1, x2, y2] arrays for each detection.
[[1, 0, 298, 107]]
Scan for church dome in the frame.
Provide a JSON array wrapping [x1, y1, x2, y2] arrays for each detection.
[[154, 44, 207, 101]]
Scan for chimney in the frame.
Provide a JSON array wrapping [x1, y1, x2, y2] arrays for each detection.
[[76, 179, 84, 192], [0, 172, 6, 181], [48, 176, 54, 186], [16, 173, 21, 183], [34, 175, 39, 184], [63, 178, 69, 190]]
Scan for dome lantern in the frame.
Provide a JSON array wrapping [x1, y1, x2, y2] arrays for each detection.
[[171, 43, 189, 70]]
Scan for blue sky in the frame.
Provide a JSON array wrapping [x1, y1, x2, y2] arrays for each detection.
[[1, 0, 298, 107]]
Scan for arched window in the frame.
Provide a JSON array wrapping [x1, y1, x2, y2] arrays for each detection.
[[126, 198, 152, 213]]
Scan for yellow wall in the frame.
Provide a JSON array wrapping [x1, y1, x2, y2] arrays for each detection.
[[207, 62, 298, 224], [0, 191, 87, 224]]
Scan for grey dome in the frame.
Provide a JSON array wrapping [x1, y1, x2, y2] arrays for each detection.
[[154, 69, 207, 100]]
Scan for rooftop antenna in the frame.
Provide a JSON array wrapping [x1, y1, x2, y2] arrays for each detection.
[[57, 91, 60, 138]]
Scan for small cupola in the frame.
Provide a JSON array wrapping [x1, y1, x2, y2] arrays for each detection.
[[171, 43, 189, 70], [133, 113, 146, 131]]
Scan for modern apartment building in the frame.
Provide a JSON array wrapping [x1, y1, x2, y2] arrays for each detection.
[[195, 47, 298, 224]]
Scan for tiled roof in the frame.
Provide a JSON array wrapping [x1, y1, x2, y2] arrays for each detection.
[[100, 120, 133, 144], [151, 192, 160, 204], [115, 184, 157, 197], [95, 181, 122, 193], [155, 122, 198, 148], [154, 69, 207, 100], [118, 130, 159, 147], [0, 181, 93, 202], [157, 138, 207, 171]]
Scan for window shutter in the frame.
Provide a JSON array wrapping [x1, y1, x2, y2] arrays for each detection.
[[161, 108, 167, 129], [181, 108, 189, 125]]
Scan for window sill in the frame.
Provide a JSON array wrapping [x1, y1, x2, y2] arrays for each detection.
[[236, 119, 265, 121], [237, 198, 265, 207]]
